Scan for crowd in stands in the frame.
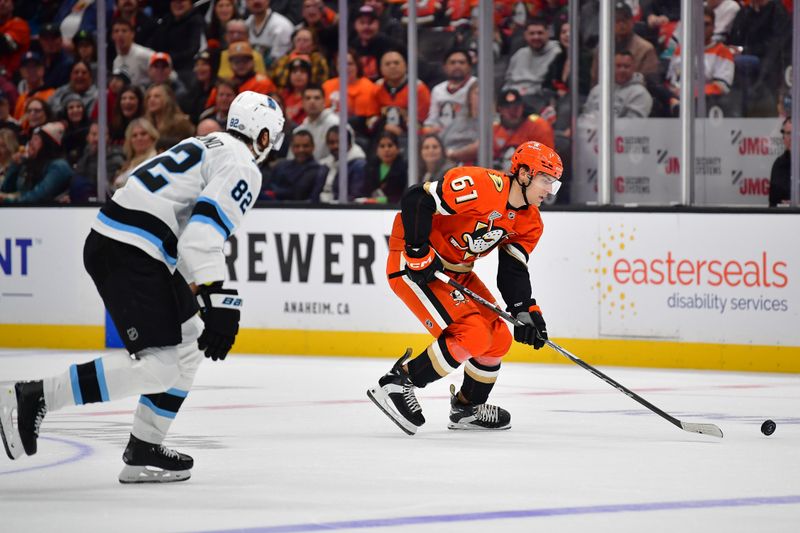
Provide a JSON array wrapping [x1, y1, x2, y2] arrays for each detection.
[[0, 0, 794, 206]]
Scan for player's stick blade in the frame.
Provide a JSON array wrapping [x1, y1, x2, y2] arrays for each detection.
[[681, 422, 723, 438]]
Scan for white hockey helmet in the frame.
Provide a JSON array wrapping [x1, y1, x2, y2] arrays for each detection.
[[226, 91, 286, 163]]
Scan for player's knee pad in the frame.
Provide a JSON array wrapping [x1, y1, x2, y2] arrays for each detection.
[[460, 359, 501, 405], [484, 319, 513, 358], [446, 313, 495, 357]]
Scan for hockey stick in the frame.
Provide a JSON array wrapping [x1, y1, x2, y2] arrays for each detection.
[[432, 271, 724, 438]]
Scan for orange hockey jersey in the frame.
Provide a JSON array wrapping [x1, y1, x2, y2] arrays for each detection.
[[389, 166, 543, 271]]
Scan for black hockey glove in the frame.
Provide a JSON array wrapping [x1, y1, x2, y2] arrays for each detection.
[[403, 243, 443, 287], [196, 282, 241, 361], [512, 301, 547, 350]]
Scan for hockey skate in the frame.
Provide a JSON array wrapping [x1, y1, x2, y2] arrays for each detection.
[[0, 381, 47, 460], [367, 348, 425, 435], [118, 434, 194, 484], [447, 384, 511, 430]]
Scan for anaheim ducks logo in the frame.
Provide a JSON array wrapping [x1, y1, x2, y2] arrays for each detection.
[[449, 212, 510, 260]]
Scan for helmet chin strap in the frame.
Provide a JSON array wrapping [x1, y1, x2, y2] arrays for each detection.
[[515, 170, 532, 207]]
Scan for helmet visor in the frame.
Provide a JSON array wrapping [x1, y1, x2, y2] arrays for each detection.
[[533, 172, 562, 195]]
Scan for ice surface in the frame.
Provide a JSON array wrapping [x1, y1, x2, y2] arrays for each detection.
[[1, 348, 798, 532]]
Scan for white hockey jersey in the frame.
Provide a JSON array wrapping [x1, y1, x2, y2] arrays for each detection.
[[91, 132, 261, 285]]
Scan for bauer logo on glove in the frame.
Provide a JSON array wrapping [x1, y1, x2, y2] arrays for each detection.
[[196, 282, 242, 361]]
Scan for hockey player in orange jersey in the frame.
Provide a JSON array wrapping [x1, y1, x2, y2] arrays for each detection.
[[367, 141, 563, 435]]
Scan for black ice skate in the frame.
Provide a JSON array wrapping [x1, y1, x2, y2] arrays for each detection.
[[447, 384, 511, 431], [118, 434, 194, 484], [367, 348, 425, 435], [0, 381, 47, 460]]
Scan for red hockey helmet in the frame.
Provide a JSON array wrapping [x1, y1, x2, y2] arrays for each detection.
[[510, 141, 563, 180]]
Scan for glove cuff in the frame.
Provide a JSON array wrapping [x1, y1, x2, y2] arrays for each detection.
[[403, 244, 436, 271], [508, 298, 538, 316]]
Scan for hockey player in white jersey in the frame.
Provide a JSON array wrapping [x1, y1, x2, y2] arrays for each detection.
[[0, 91, 285, 483]]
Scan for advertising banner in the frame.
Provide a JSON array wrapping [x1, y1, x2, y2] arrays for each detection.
[[1, 209, 797, 353], [574, 118, 785, 206], [0, 208, 102, 326]]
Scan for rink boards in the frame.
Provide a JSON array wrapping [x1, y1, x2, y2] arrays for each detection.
[[1, 207, 798, 372]]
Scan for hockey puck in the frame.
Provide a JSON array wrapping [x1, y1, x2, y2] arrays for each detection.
[[761, 419, 776, 436]]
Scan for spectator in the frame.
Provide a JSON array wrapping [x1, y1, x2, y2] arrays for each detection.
[[591, 2, 659, 86], [19, 97, 52, 144], [113, 117, 158, 190], [769, 117, 791, 207], [728, 0, 791, 110], [667, 8, 735, 111], [196, 117, 223, 136], [364, 130, 407, 203], [0, 0, 31, 75], [363, 0, 404, 45], [499, 1, 534, 56], [227, 41, 276, 95], [70, 121, 125, 202], [0, 122, 72, 203], [113, 0, 157, 46], [38, 23, 74, 90], [53, 0, 114, 45], [72, 30, 97, 79], [707, 0, 740, 43], [181, 50, 217, 124], [584, 50, 653, 118], [279, 56, 312, 125], [321, 49, 378, 134], [261, 129, 320, 201], [147, 52, 188, 102], [503, 18, 560, 109], [0, 126, 18, 185], [217, 19, 268, 79], [493, 88, 555, 168], [440, 79, 480, 165], [60, 94, 91, 166], [14, 52, 55, 121], [110, 85, 144, 144], [50, 60, 98, 117], [544, 22, 591, 100], [424, 49, 477, 135], [245, 0, 294, 67], [148, 0, 205, 86], [295, 0, 338, 61], [199, 78, 237, 128], [0, 90, 18, 135], [111, 17, 154, 88], [143, 83, 194, 145], [89, 67, 132, 126], [638, 0, 681, 50], [532, 0, 568, 35], [349, 5, 400, 81], [270, 27, 329, 88], [372, 50, 431, 145], [293, 85, 339, 161], [418, 133, 455, 183], [312, 124, 368, 203], [205, 0, 240, 51]]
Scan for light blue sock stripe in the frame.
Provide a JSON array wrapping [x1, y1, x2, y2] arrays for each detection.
[[138, 396, 177, 419], [166, 388, 188, 398], [94, 358, 109, 402], [69, 364, 83, 405]]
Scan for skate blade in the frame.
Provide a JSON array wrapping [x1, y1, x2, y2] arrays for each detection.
[[447, 422, 512, 431], [118, 465, 191, 484], [366, 387, 418, 436], [0, 387, 24, 460]]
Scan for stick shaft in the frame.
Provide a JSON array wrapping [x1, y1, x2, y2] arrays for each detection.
[[432, 271, 722, 438]]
